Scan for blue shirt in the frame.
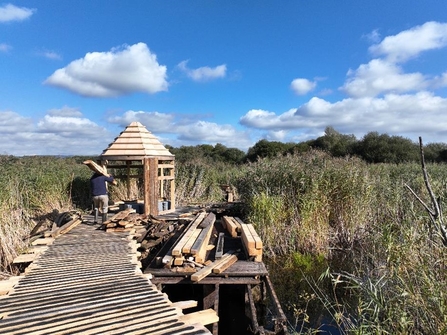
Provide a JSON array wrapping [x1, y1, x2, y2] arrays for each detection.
[[90, 173, 114, 196]]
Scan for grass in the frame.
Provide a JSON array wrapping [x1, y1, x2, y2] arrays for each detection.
[[1, 152, 447, 334]]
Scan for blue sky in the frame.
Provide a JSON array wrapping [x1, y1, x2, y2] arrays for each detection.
[[1, 1, 447, 155]]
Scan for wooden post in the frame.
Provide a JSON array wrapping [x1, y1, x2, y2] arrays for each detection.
[[126, 161, 131, 199], [144, 157, 158, 216], [170, 164, 175, 211]]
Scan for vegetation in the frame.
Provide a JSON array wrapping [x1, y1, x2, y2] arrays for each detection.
[[2, 133, 447, 333]]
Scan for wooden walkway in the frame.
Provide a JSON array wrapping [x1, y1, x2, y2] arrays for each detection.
[[0, 223, 212, 335]]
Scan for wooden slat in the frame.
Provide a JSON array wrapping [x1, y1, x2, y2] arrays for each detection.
[[171, 212, 206, 256], [212, 255, 238, 274], [215, 232, 225, 259], [191, 253, 235, 282], [179, 308, 219, 326], [222, 216, 240, 237], [191, 219, 215, 263]]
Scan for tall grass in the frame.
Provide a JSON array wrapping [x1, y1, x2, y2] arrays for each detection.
[[0, 156, 91, 273], [2, 153, 447, 333]]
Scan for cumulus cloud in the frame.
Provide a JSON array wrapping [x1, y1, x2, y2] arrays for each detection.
[[108, 110, 175, 133], [369, 21, 447, 63], [0, 3, 35, 23], [108, 109, 251, 149], [290, 78, 316, 95], [44, 43, 168, 97], [0, 43, 12, 52], [342, 59, 428, 97], [240, 92, 447, 142], [0, 111, 33, 133], [0, 108, 112, 155], [177, 60, 227, 82]]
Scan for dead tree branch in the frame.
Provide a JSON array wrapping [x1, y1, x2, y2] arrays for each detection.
[[406, 137, 447, 246]]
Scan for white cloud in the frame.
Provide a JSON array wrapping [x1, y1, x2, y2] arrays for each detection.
[[369, 21, 447, 63], [44, 43, 168, 97], [342, 59, 428, 97], [108, 110, 175, 133], [40, 50, 62, 60], [291, 78, 316, 95], [177, 60, 227, 82], [0, 43, 12, 52], [0, 3, 35, 23], [0, 109, 112, 155], [47, 106, 83, 118], [0, 111, 33, 133], [240, 92, 447, 142], [363, 29, 381, 44]]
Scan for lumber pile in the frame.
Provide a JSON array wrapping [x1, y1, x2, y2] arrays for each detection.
[[164, 212, 216, 268]]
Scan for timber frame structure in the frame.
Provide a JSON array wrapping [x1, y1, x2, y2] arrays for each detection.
[[99, 122, 175, 216]]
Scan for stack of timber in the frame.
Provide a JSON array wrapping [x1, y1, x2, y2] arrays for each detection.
[[222, 216, 263, 262], [140, 211, 265, 283]]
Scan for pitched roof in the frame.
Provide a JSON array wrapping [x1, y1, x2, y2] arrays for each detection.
[[100, 121, 174, 159]]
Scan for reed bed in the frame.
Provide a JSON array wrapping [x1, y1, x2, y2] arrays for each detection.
[[1, 153, 447, 333]]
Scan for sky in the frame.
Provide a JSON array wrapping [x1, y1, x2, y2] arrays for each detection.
[[1, 1, 447, 156]]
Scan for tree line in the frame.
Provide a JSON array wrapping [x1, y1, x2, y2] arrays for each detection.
[[167, 126, 447, 164]]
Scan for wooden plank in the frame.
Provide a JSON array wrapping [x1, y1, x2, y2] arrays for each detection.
[[191, 220, 215, 264], [222, 216, 239, 237], [198, 212, 216, 228], [171, 212, 206, 256], [12, 254, 37, 263], [181, 228, 202, 254], [179, 308, 219, 326], [31, 237, 54, 246], [51, 218, 82, 238], [240, 223, 256, 250], [212, 254, 238, 274], [246, 223, 263, 249], [83, 159, 108, 176], [191, 253, 234, 282], [172, 300, 198, 310], [215, 232, 225, 259]]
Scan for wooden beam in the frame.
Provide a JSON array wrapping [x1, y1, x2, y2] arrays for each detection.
[[191, 253, 236, 282], [172, 300, 198, 310], [51, 218, 82, 238], [179, 309, 219, 326], [215, 232, 225, 259], [171, 212, 206, 256], [191, 216, 215, 263]]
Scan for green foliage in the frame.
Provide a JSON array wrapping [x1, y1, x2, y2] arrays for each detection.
[[167, 143, 245, 164], [354, 131, 420, 163], [245, 139, 295, 162]]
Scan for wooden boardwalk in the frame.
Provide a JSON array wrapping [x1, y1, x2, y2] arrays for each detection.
[[0, 223, 212, 335]]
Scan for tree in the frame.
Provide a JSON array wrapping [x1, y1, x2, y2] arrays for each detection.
[[245, 139, 293, 162], [312, 126, 356, 157]]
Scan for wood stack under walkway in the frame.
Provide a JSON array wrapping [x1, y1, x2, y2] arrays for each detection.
[[0, 223, 213, 335]]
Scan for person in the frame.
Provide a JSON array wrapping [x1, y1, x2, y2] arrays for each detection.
[[90, 172, 115, 223]]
